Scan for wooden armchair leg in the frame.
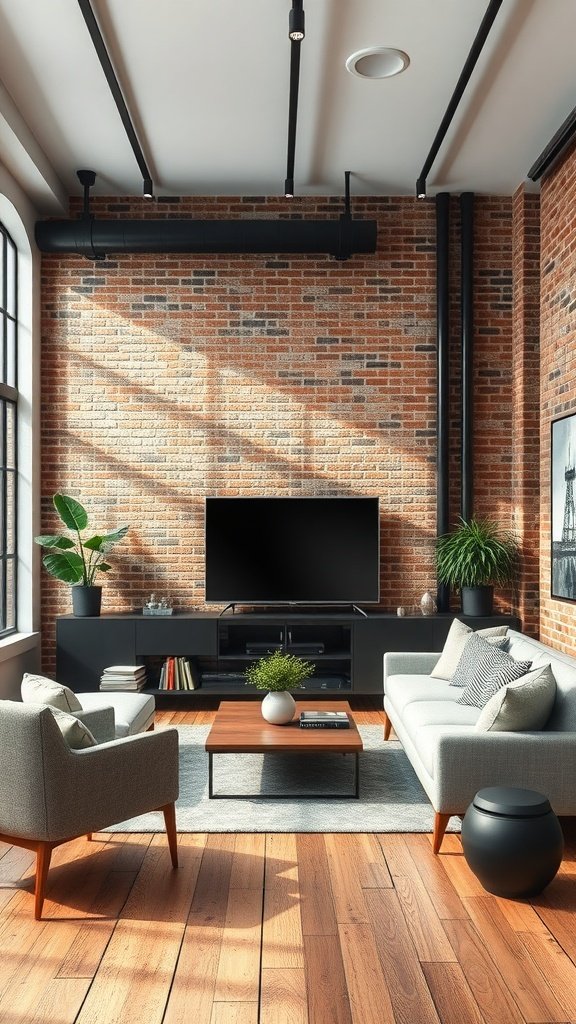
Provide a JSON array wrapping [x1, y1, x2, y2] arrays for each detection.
[[383, 713, 392, 741], [433, 813, 451, 854], [161, 803, 178, 868], [35, 842, 55, 920]]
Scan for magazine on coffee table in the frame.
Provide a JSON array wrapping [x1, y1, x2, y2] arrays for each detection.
[[299, 710, 350, 729]]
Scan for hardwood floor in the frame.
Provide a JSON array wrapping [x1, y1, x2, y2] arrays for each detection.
[[1, 705, 575, 1024]]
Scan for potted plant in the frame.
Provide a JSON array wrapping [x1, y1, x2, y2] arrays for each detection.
[[434, 516, 518, 616], [245, 649, 314, 724], [35, 493, 129, 617]]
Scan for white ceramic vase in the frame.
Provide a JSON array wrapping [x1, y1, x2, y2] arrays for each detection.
[[420, 590, 437, 616], [261, 690, 296, 725]]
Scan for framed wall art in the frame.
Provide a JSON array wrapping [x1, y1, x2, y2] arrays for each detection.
[[551, 411, 576, 601]]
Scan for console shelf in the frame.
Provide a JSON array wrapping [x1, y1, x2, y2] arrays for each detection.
[[56, 610, 521, 701]]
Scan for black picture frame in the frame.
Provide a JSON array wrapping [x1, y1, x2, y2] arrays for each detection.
[[551, 411, 576, 602]]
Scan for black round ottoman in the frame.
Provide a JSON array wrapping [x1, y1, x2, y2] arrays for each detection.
[[461, 787, 564, 898]]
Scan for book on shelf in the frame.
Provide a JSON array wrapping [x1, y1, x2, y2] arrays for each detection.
[[299, 710, 350, 729], [157, 656, 198, 691], [100, 665, 147, 691]]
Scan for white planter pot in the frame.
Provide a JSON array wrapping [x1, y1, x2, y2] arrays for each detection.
[[261, 690, 296, 725]]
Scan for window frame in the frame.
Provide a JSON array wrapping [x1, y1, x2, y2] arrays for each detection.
[[0, 221, 18, 637]]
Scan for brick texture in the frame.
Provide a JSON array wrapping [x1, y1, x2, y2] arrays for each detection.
[[40, 195, 517, 672], [539, 142, 576, 653]]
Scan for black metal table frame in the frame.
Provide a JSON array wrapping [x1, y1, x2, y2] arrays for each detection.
[[207, 750, 360, 799]]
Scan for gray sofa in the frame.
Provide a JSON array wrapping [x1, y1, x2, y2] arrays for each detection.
[[383, 629, 576, 852]]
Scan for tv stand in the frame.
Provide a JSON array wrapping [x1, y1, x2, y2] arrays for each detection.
[[56, 610, 521, 700]]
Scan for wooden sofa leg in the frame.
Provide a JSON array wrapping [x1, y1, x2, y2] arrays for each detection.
[[383, 713, 392, 741], [433, 813, 451, 854], [162, 803, 178, 868], [35, 842, 55, 920], [147, 722, 155, 731]]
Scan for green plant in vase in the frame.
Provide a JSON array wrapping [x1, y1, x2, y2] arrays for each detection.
[[246, 649, 314, 724], [35, 493, 129, 616], [434, 516, 518, 616]]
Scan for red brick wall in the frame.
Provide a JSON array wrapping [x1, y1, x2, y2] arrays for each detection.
[[539, 143, 576, 653], [40, 195, 516, 671], [511, 186, 540, 636]]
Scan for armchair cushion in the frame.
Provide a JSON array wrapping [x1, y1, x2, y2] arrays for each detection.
[[49, 707, 97, 749], [21, 672, 82, 713]]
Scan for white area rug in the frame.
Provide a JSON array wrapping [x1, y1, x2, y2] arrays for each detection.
[[108, 724, 460, 834]]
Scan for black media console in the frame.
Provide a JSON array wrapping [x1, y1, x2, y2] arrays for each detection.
[[56, 611, 521, 700]]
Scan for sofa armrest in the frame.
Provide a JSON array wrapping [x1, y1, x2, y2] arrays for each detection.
[[383, 651, 439, 687], [434, 730, 576, 814], [70, 706, 116, 743]]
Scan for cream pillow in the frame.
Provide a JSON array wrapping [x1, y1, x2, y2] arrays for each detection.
[[49, 707, 97, 749], [21, 672, 82, 713], [475, 664, 557, 732], [431, 619, 509, 680]]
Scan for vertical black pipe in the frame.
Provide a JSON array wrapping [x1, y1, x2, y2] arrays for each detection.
[[461, 192, 474, 521], [436, 193, 450, 612]]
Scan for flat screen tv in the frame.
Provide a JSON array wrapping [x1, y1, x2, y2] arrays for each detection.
[[205, 496, 380, 605]]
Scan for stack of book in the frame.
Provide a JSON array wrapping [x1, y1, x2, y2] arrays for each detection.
[[299, 710, 350, 729], [158, 656, 197, 691], [100, 665, 147, 691]]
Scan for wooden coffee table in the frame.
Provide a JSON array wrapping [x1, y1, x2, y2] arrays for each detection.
[[205, 700, 363, 799]]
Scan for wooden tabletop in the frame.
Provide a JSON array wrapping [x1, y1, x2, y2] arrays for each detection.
[[205, 700, 363, 753]]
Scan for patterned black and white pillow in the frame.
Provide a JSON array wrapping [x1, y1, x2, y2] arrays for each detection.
[[450, 633, 509, 688], [456, 639, 532, 709]]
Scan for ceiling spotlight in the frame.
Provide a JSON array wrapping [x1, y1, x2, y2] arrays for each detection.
[[346, 46, 409, 80], [284, 178, 294, 198], [416, 178, 427, 199], [143, 177, 154, 199], [289, 0, 305, 41]]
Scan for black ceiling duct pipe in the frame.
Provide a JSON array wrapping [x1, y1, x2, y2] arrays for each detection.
[[416, 0, 504, 196], [35, 217, 377, 260], [285, 0, 305, 196], [436, 192, 450, 613], [461, 192, 474, 522]]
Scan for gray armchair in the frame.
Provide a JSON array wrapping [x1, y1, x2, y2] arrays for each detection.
[[0, 701, 179, 919]]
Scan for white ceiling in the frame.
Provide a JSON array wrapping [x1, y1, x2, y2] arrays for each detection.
[[0, 0, 575, 212]]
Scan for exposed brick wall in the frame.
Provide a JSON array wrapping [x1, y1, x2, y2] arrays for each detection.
[[511, 186, 540, 636], [540, 142, 576, 653], [40, 195, 516, 672]]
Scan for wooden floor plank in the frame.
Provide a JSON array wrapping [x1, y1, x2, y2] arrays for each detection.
[[378, 835, 457, 962], [428, 834, 487, 898], [303, 934, 353, 1024], [262, 884, 305, 970], [210, 1004, 258, 1024], [260, 968, 309, 1024], [337, 921, 396, 1024], [407, 834, 470, 921], [324, 834, 370, 924], [16, 978, 90, 1024], [296, 835, 338, 936], [422, 962, 485, 1024], [520, 930, 576, 1020], [213, 888, 263, 1004], [229, 833, 265, 890], [464, 895, 566, 1023], [365, 889, 441, 1024]]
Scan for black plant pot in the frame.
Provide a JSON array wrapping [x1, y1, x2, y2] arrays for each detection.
[[72, 585, 102, 617], [460, 585, 493, 616]]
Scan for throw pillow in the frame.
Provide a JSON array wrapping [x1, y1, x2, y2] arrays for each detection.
[[450, 633, 510, 689], [475, 664, 557, 732], [431, 619, 509, 681], [49, 707, 97, 749], [455, 636, 532, 709], [21, 672, 82, 713]]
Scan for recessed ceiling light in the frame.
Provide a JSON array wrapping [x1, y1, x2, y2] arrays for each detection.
[[346, 47, 410, 80]]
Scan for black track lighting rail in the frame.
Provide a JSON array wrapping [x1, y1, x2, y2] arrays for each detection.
[[77, 0, 154, 195], [528, 103, 576, 181], [416, 0, 504, 197], [285, 1, 305, 197]]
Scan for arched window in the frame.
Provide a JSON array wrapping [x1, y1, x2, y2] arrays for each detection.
[[0, 220, 17, 635]]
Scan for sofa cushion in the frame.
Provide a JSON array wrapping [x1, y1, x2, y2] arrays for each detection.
[[402, 699, 480, 733], [431, 619, 509, 681], [475, 664, 557, 732], [507, 630, 576, 731], [77, 691, 155, 737], [21, 672, 82, 713], [49, 707, 97, 749], [455, 638, 532, 708], [385, 675, 462, 718], [415, 723, 479, 778]]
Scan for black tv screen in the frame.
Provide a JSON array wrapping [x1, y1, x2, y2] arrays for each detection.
[[205, 497, 380, 604]]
